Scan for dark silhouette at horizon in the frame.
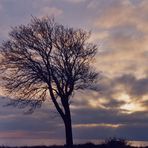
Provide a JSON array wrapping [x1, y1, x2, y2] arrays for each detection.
[[0, 138, 146, 148]]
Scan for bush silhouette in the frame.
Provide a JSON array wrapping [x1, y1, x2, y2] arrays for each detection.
[[102, 137, 131, 148]]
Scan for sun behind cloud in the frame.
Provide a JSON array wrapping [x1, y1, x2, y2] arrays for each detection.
[[118, 94, 147, 114]]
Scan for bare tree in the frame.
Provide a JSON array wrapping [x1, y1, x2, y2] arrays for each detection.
[[0, 17, 98, 147]]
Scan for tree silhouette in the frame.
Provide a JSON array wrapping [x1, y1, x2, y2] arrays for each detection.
[[0, 17, 98, 147]]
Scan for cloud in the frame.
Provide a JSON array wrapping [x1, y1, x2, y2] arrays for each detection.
[[71, 107, 148, 140], [93, 0, 148, 32], [97, 74, 148, 111], [87, 1, 147, 81], [89, 31, 109, 42], [73, 72, 148, 114], [39, 6, 63, 17], [62, 0, 86, 4], [94, 29, 148, 78], [115, 74, 148, 97]]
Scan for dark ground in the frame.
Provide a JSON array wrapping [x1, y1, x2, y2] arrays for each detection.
[[0, 144, 147, 148], [0, 139, 148, 148]]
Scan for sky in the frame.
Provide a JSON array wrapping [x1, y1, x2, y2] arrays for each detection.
[[0, 0, 148, 146]]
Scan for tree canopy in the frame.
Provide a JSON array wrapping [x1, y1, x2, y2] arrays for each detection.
[[0, 17, 98, 147]]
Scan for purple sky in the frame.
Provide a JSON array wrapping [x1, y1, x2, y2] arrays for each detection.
[[0, 0, 148, 146]]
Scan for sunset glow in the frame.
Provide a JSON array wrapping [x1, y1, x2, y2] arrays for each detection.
[[73, 123, 122, 128], [120, 102, 147, 114]]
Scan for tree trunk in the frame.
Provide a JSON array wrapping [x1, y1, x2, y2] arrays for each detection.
[[64, 103, 73, 148]]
